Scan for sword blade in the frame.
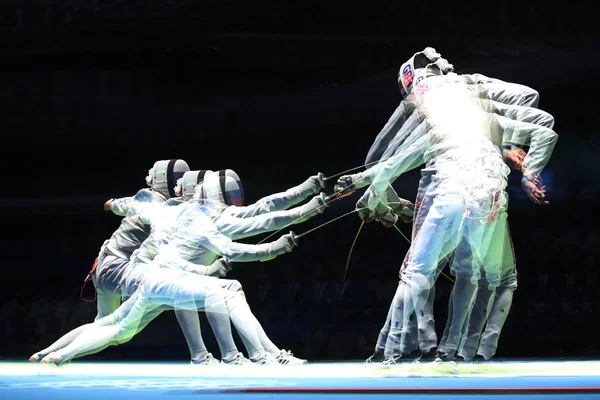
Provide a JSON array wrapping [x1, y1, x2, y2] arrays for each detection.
[[296, 209, 357, 239]]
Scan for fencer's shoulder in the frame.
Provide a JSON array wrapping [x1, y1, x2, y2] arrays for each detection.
[[174, 200, 219, 222], [460, 73, 502, 85], [202, 201, 229, 217], [183, 209, 220, 234], [435, 72, 465, 84], [165, 197, 184, 207], [133, 188, 167, 203]]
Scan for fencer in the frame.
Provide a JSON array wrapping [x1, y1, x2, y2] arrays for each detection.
[[28, 159, 192, 362], [345, 49, 556, 363], [129, 169, 328, 365], [33, 165, 326, 365], [38, 193, 301, 366], [336, 69, 556, 363]]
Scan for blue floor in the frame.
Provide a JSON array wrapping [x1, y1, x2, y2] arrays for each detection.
[[2, 361, 600, 399]]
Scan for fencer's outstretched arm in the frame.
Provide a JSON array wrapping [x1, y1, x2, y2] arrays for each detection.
[[107, 196, 135, 216], [359, 134, 428, 210], [221, 174, 324, 218], [153, 247, 231, 278], [336, 130, 428, 207], [128, 200, 180, 226], [190, 219, 297, 262], [108, 188, 170, 217], [215, 193, 327, 240]]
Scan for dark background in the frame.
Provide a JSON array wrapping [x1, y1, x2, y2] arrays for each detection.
[[0, 1, 598, 361]]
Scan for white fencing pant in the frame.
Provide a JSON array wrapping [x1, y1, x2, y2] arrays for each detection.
[[374, 169, 439, 356], [45, 265, 267, 363], [438, 216, 513, 358], [455, 226, 517, 360], [384, 174, 506, 358]]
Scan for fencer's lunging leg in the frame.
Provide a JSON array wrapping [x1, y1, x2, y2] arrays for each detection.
[[30, 324, 91, 361], [457, 282, 495, 360], [175, 309, 210, 363], [222, 292, 267, 361], [436, 276, 478, 360], [478, 287, 514, 359], [374, 294, 418, 359], [205, 312, 239, 361], [384, 281, 420, 358], [41, 293, 156, 364], [417, 286, 438, 353]]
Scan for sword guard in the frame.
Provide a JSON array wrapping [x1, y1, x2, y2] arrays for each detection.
[[317, 172, 326, 188], [289, 231, 298, 246]]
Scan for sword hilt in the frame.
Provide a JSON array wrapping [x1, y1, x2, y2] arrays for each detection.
[[317, 172, 326, 188], [324, 186, 355, 204], [289, 231, 299, 245]]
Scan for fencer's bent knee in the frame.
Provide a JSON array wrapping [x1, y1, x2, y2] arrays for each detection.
[[402, 273, 432, 290], [500, 273, 518, 289], [225, 291, 248, 312], [221, 279, 243, 292], [114, 325, 136, 345], [95, 312, 119, 327], [525, 89, 540, 108], [538, 110, 555, 129], [204, 291, 229, 314], [451, 265, 481, 283]]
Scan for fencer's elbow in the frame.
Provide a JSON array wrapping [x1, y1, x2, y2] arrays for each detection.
[[537, 128, 558, 147], [365, 152, 378, 166], [525, 89, 540, 108], [222, 279, 243, 292], [548, 130, 558, 146], [544, 113, 556, 130]]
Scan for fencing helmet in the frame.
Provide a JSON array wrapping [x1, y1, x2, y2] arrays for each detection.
[[200, 169, 244, 206], [145, 159, 190, 199], [175, 170, 213, 201], [398, 47, 453, 97], [221, 169, 244, 202]]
